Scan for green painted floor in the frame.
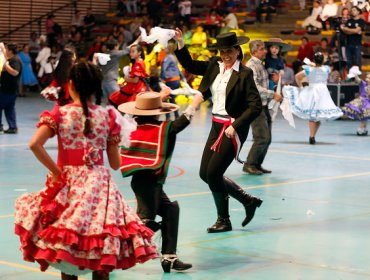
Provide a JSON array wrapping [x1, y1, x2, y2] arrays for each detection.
[[1, 94, 369, 280]]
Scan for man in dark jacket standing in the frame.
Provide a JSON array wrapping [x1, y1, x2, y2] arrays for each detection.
[[0, 42, 22, 134]]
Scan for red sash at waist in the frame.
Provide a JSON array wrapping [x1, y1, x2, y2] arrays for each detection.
[[211, 115, 244, 164], [58, 148, 104, 166]]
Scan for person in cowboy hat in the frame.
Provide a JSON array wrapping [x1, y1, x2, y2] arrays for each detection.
[[264, 38, 292, 90], [174, 30, 263, 233], [118, 91, 203, 272], [243, 39, 282, 175]]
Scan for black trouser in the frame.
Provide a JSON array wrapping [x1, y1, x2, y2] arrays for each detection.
[[245, 106, 272, 168], [131, 172, 179, 254], [199, 120, 237, 194]]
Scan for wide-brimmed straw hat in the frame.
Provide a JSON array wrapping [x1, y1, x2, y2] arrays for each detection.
[[264, 38, 292, 52], [118, 92, 179, 116], [214, 32, 250, 49]]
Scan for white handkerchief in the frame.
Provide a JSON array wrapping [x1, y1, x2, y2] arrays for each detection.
[[96, 53, 111, 65], [140, 26, 176, 47]]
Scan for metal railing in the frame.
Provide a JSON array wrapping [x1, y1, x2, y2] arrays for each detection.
[[0, 0, 77, 40], [1, 0, 116, 41]]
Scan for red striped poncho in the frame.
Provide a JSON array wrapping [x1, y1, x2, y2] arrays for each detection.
[[120, 121, 173, 182]]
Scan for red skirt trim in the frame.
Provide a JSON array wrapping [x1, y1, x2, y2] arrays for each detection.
[[35, 222, 154, 251], [15, 224, 157, 273]]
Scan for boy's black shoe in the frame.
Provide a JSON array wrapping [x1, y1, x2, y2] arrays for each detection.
[[4, 128, 18, 134]]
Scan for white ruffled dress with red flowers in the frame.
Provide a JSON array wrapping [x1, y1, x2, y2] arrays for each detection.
[[14, 104, 157, 276]]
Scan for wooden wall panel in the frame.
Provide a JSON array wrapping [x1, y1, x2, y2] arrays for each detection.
[[0, 0, 110, 45]]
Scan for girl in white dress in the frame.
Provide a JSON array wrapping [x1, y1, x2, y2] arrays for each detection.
[[282, 52, 343, 144]]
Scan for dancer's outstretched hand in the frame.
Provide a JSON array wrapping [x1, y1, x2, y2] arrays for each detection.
[[159, 86, 171, 101], [191, 93, 204, 110], [174, 28, 185, 49]]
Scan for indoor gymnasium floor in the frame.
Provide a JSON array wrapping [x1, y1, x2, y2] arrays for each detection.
[[1, 94, 369, 280]]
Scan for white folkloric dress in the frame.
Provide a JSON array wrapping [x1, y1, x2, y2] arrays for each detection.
[[282, 65, 343, 121], [14, 104, 156, 276]]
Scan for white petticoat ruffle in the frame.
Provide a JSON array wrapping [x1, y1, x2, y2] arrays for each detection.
[[283, 85, 343, 121]]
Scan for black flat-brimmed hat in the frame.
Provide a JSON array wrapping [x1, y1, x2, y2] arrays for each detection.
[[215, 32, 250, 49], [264, 38, 292, 52]]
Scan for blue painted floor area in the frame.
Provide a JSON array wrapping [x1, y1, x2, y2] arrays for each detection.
[[1, 94, 370, 280]]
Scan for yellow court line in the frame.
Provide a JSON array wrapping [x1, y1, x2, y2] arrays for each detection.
[[0, 260, 88, 279], [0, 260, 59, 277], [0, 214, 15, 218], [2, 171, 370, 219]]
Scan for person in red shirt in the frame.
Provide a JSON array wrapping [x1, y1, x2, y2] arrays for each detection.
[[297, 36, 314, 62], [293, 36, 315, 74]]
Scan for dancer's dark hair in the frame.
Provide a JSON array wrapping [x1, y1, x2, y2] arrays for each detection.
[[54, 46, 77, 106], [54, 46, 76, 86], [313, 52, 324, 66], [6, 43, 18, 54], [130, 44, 145, 65], [69, 62, 103, 136]]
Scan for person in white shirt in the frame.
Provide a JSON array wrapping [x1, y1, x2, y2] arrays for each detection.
[[351, 0, 369, 11], [178, 0, 192, 27], [71, 10, 84, 28], [35, 40, 51, 78], [223, 8, 238, 30], [302, 0, 323, 29], [320, 0, 338, 30]]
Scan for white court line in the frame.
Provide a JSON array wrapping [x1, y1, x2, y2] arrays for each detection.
[[176, 141, 370, 162], [0, 143, 29, 148], [3, 142, 370, 162], [269, 148, 370, 162], [2, 171, 370, 219]]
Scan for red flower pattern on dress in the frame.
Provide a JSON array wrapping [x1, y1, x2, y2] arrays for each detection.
[[15, 105, 156, 274]]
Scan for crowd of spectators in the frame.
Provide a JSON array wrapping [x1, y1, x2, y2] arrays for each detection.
[[298, 0, 369, 74], [3, 0, 369, 99]]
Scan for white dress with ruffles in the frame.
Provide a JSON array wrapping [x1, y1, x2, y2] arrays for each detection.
[[282, 65, 343, 121]]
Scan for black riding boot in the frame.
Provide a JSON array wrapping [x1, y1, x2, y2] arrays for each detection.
[[224, 176, 263, 227], [161, 200, 179, 254], [161, 201, 192, 272], [207, 192, 232, 233]]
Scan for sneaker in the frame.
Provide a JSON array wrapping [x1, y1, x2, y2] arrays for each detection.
[[357, 130, 367, 136], [0, 128, 4, 135], [4, 128, 18, 134], [356, 129, 368, 136]]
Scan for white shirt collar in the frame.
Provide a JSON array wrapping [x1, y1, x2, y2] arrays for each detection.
[[218, 60, 240, 73]]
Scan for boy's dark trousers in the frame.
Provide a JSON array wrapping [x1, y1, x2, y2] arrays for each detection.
[[131, 171, 179, 254]]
